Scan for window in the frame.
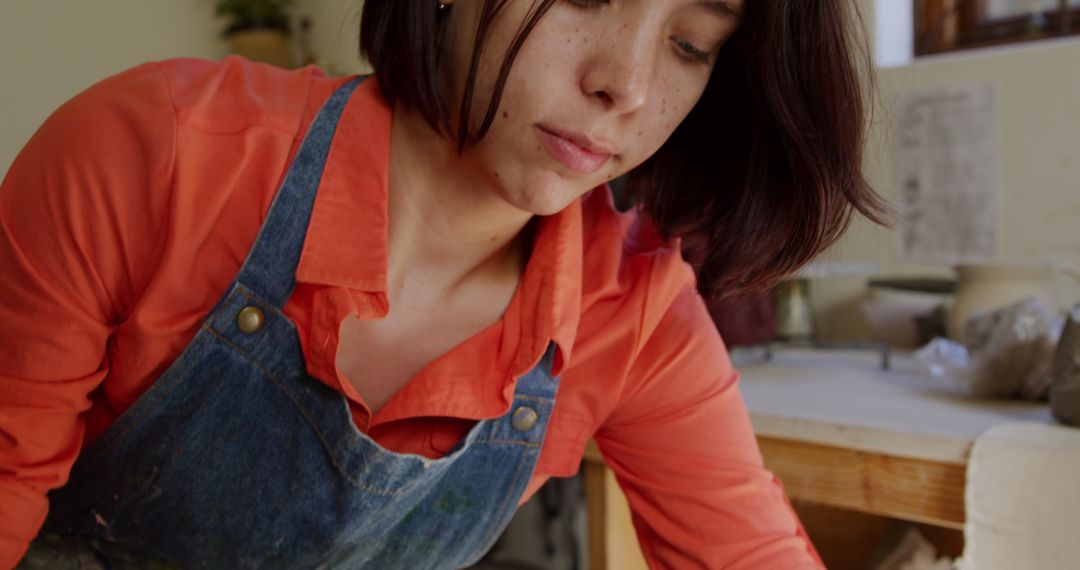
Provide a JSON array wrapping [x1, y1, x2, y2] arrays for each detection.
[[916, 0, 1080, 55]]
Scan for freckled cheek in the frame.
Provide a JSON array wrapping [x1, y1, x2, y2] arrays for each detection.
[[645, 99, 688, 141], [628, 105, 689, 164]]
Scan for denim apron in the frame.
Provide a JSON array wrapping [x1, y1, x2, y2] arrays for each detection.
[[21, 77, 560, 569]]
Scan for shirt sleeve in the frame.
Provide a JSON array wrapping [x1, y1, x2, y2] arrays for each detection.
[[0, 63, 175, 568], [595, 284, 824, 569]]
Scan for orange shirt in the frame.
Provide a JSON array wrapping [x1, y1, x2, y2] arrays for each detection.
[[0, 57, 821, 568]]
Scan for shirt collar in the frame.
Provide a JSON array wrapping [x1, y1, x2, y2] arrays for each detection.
[[295, 75, 583, 375], [513, 199, 583, 377], [295, 77, 391, 293]]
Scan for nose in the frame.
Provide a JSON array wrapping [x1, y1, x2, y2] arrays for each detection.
[[579, 20, 657, 114]]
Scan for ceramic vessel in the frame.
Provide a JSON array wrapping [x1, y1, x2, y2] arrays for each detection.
[[861, 278, 954, 348], [227, 29, 294, 69], [774, 278, 813, 341], [946, 262, 1056, 342]]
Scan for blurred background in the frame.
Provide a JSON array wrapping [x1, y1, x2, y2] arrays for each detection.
[[0, 0, 370, 178]]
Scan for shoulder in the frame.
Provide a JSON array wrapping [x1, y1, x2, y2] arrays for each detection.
[[153, 56, 333, 134], [28, 61, 174, 162], [578, 186, 700, 341], [1, 62, 180, 324], [571, 186, 726, 392], [563, 187, 731, 429], [6, 61, 178, 222], [1, 57, 338, 319], [17, 56, 338, 203], [28, 56, 335, 164]]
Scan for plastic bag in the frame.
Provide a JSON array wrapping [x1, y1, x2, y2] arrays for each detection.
[[914, 296, 1062, 400]]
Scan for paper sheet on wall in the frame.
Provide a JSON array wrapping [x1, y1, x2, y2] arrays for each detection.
[[894, 84, 1000, 261]]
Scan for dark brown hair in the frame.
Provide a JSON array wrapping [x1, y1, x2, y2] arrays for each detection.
[[360, 0, 890, 299]]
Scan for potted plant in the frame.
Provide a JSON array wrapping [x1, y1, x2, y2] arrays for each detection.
[[215, 0, 295, 68]]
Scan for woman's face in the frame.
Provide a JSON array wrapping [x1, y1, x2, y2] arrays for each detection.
[[438, 0, 742, 216]]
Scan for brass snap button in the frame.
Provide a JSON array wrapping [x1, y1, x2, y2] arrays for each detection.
[[511, 406, 538, 432], [236, 306, 265, 334]]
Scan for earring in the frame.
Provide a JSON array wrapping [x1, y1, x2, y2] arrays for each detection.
[[438, 0, 450, 11]]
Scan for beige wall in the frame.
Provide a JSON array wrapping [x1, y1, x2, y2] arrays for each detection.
[[0, 0, 368, 178], [0, 1, 224, 176], [295, 0, 370, 76], [813, 4, 1080, 340]]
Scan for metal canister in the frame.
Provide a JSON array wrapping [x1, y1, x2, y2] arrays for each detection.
[[773, 278, 813, 342]]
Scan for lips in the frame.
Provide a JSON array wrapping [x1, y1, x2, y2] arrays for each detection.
[[535, 125, 614, 174]]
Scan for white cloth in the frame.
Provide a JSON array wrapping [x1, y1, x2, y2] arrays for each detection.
[[959, 421, 1080, 570]]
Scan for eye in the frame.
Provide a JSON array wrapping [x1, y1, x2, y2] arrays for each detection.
[[565, 0, 608, 7], [671, 36, 712, 64]]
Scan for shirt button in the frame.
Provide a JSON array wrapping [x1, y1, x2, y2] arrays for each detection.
[[511, 406, 538, 432], [236, 306, 265, 334]]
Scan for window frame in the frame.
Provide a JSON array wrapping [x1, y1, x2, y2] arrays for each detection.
[[915, 0, 1080, 56]]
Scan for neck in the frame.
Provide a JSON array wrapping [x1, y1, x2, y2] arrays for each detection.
[[385, 104, 533, 293]]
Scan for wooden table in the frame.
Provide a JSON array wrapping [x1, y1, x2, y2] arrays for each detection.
[[583, 348, 1051, 569]]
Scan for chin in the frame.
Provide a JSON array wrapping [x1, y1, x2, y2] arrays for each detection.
[[507, 175, 589, 216], [512, 193, 574, 217]]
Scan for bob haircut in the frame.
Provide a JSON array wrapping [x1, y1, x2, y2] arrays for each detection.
[[360, 0, 890, 299]]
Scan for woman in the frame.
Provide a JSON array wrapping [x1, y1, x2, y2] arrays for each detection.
[[0, 0, 886, 567]]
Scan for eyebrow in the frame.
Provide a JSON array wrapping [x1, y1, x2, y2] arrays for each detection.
[[698, 0, 743, 19]]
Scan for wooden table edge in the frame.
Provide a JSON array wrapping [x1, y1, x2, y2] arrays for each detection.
[[581, 435, 966, 569], [756, 435, 966, 529]]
